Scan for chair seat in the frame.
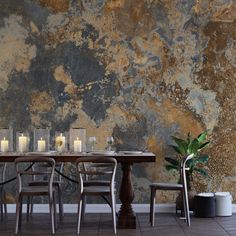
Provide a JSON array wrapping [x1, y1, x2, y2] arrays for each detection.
[[83, 186, 115, 194], [27, 180, 64, 220], [21, 186, 56, 195], [150, 182, 183, 190]]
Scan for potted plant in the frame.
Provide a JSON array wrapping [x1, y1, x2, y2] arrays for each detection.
[[165, 130, 210, 211]]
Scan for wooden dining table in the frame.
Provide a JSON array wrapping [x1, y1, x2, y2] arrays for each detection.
[[0, 151, 156, 229]]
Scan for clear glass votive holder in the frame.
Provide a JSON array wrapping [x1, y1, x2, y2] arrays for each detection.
[[55, 131, 68, 152], [88, 136, 96, 151], [16, 131, 30, 153], [69, 128, 86, 152], [33, 128, 50, 152], [0, 128, 13, 152]]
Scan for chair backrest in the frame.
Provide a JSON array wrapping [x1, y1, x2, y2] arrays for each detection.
[[76, 157, 117, 192], [15, 157, 55, 193], [0, 163, 7, 184], [31, 162, 64, 182]]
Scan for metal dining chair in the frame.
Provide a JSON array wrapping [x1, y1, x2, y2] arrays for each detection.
[[26, 162, 64, 220], [76, 156, 117, 234], [149, 154, 194, 227], [0, 163, 7, 220], [14, 156, 57, 234], [80, 163, 117, 221]]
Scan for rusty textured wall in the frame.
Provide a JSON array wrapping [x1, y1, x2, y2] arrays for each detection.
[[0, 0, 236, 203]]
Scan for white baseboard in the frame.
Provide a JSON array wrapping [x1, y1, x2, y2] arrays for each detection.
[[5, 203, 175, 213], [5, 204, 236, 214]]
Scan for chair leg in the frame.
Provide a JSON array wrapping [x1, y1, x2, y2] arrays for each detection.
[[30, 196, 34, 214], [57, 185, 64, 221], [150, 187, 156, 226], [49, 194, 55, 234], [0, 190, 3, 221], [111, 192, 117, 234], [81, 195, 86, 221], [149, 187, 152, 223], [3, 191, 7, 219], [0, 205, 3, 221], [0, 197, 3, 221], [19, 197, 23, 231], [183, 187, 190, 227], [77, 195, 83, 235], [15, 195, 22, 234], [26, 196, 31, 222], [53, 192, 57, 230]]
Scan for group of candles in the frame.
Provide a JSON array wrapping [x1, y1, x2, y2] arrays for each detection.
[[0, 133, 82, 153], [0, 128, 114, 153]]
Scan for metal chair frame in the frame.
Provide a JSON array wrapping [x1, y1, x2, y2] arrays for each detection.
[[26, 162, 64, 220], [0, 163, 7, 220], [14, 156, 57, 234], [76, 157, 117, 234], [150, 154, 194, 227]]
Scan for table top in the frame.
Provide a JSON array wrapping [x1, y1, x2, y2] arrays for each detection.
[[0, 151, 156, 163]]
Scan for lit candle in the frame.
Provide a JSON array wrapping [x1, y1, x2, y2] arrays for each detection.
[[37, 137, 46, 152], [55, 133, 66, 152], [19, 134, 27, 153], [74, 138, 82, 153], [1, 137, 9, 152]]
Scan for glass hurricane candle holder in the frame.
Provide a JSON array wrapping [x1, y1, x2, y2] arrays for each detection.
[[0, 128, 13, 153], [16, 131, 30, 153], [33, 129, 50, 152], [88, 136, 96, 151], [69, 128, 86, 153], [55, 131, 68, 152]]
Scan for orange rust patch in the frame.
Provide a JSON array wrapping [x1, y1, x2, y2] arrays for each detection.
[[212, 3, 236, 22], [114, 0, 156, 37], [104, 0, 125, 12], [147, 98, 204, 137], [29, 91, 55, 114], [53, 65, 72, 84], [38, 0, 70, 13], [191, 0, 202, 15], [147, 135, 161, 155]]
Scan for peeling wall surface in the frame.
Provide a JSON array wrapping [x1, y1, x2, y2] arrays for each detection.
[[0, 0, 235, 203]]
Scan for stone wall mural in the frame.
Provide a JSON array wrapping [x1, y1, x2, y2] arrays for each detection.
[[0, 0, 235, 203]]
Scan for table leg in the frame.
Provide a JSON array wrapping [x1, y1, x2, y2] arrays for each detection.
[[118, 163, 136, 228]]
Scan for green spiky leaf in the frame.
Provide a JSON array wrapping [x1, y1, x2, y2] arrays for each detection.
[[198, 141, 210, 150], [169, 145, 183, 154], [196, 154, 209, 164], [165, 157, 179, 166], [166, 164, 179, 171], [197, 130, 208, 143], [171, 136, 188, 154], [193, 167, 209, 178], [187, 138, 199, 154]]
